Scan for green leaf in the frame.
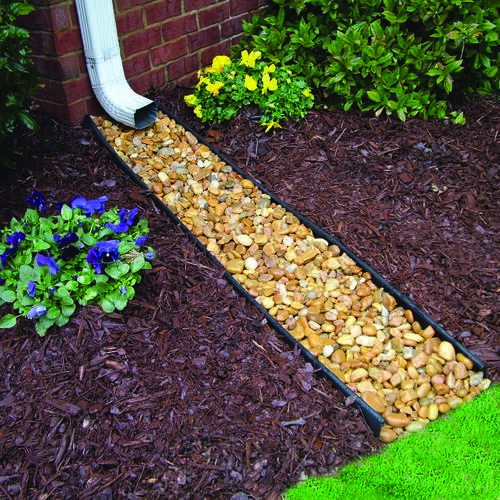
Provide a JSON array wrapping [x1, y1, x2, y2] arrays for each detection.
[[130, 254, 145, 273], [61, 204, 73, 221], [367, 90, 381, 102], [47, 306, 61, 320], [100, 298, 115, 314], [105, 262, 130, 280], [77, 273, 93, 285], [0, 290, 16, 303], [0, 314, 17, 329]]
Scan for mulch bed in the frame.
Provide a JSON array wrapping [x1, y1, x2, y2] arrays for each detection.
[[0, 86, 498, 499]]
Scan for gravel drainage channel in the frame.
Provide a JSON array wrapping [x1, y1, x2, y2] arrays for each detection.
[[84, 108, 491, 443]]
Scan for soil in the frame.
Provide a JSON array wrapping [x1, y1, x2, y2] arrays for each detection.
[[0, 86, 498, 499]]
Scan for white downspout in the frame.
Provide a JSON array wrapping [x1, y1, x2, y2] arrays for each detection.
[[75, 0, 157, 129]]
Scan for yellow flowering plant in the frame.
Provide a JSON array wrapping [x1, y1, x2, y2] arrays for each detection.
[[184, 50, 314, 131]]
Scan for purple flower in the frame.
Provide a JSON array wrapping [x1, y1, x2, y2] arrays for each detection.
[[145, 249, 155, 261], [6, 232, 25, 247], [87, 240, 120, 274], [105, 208, 139, 234], [54, 232, 78, 248], [120, 286, 128, 295], [1, 232, 25, 267], [0, 247, 15, 267], [135, 235, 148, 246], [61, 245, 80, 261], [35, 253, 60, 275], [27, 304, 47, 319], [26, 190, 46, 211], [71, 196, 108, 215], [27, 281, 37, 297]]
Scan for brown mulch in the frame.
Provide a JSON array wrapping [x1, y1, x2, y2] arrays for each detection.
[[0, 86, 499, 499]]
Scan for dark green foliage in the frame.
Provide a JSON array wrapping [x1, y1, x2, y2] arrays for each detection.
[[0, 0, 38, 167], [238, 0, 499, 122]]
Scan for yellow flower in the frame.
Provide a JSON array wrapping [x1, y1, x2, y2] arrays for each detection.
[[263, 64, 276, 74], [194, 105, 203, 119], [184, 94, 197, 107], [206, 81, 224, 96], [262, 121, 282, 133], [262, 72, 278, 94], [244, 75, 258, 91], [302, 88, 313, 99], [211, 55, 232, 72], [196, 75, 210, 89], [241, 49, 261, 68]]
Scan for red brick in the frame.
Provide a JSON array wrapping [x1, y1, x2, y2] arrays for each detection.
[[116, 9, 144, 35], [200, 41, 231, 67], [161, 15, 197, 42], [230, 0, 261, 16], [188, 25, 220, 52], [129, 68, 165, 94], [145, 0, 181, 24], [20, 4, 71, 31], [184, 0, 213, 12], [167, 55, 197, 82], [123, 26, 161, 56], [151, 39, 187, 66], [53, 29, 83, 55], [63, 76, 93, 103], [35, 78, 67, 103], [124, 52, 151, 77], [115, 0, 150, 10], [221, 15, 246, 39], [32, 52, 81, 80], [198, 3, 230, 28]]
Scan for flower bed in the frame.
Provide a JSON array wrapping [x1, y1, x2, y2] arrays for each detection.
[[89, 111, 490, 442]]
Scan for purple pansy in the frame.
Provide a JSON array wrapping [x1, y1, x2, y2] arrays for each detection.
[[71, 196, 108, 215], [27, 304, 47, 319], [105, 208, 139, 234], [26, 190, 46, 211], [27, 281, 37, 297], [35, 253, 60, 275], [135, 235, 148, 246], [54, 232, 78, 248], [1, 232, 26, 267], [87, 240, 120, 274]]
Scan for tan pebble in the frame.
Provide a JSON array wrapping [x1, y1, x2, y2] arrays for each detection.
[[236, 234, 253, 246], [357, 380, 376, 393], [411, 351, 428, 368], [412, 321, 422, 333], [456, 353, 474, 370], [383, 294, 397, 311], [400, 389, 417, 404], [323, 345, 334, 358], [417, 382, 432, 399], [379, 426, 398, 443], [438, 341, 456, 361], [337, 334, 355, 346], [404, 332, 424, 343], [428, 403, 439, 420], [453, 362, 469, 380], [362, 324, 377, 336], [241, 179, 254, 189], [331, 350, 346, 364], [421, 325, 435, 338], [418, 405, 429, 419], [362, 391, 386, 413], [390, 372, 403, 387], [406, 421, 425, 433], [407, 365, 419, 379], [384, 412, 410, 428], [469, 372, 483, 386], [356, 335, 376, 347], [260, 297, 274, 310], [438, 403, 450, 414], [226, 259, 245, 274], [351, 368, 368, 382]]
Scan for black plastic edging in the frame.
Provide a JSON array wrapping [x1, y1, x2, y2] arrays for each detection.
[[83, 107, 485, 436]]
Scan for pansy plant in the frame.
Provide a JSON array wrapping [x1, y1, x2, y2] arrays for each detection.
[[0, 191, 155, 335]]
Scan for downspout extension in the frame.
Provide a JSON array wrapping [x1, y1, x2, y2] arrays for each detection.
[[75, 0, 157, 129]]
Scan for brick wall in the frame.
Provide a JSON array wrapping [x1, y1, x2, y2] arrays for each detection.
[[20, 0, 267, 124]]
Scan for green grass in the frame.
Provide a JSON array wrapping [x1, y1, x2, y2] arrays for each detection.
[[285, 384, 500, 500]]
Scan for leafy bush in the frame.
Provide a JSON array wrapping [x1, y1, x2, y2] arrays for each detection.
[[0, 0, 39, 167], [239, 0, 499, 122], [0, 191, 155, 336], [184, 51, 314, 131]]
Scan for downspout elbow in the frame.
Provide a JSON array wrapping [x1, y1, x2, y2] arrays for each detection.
[[75, 0, 157, 129]]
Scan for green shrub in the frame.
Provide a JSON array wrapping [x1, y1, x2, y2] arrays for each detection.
[[0, 0, 39, 167], [239, 0, 499, 122], [185, 51, 314, 131]]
